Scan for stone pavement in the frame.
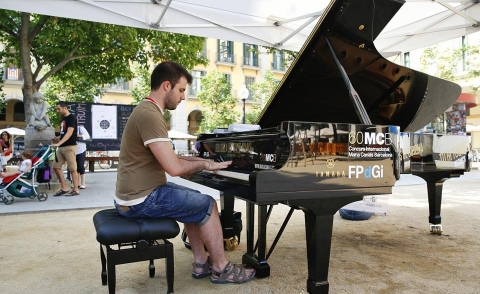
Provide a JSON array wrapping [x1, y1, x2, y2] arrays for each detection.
[[0, 168, 478, 215]]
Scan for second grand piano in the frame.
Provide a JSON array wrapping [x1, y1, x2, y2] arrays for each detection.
[[190, 0, 464, 293]]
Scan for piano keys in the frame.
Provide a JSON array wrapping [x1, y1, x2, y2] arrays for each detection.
[[189, 0, 466, 293]]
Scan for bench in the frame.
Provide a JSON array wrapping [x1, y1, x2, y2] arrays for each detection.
[[93, 209, 180, 294], [85, 156, 119, 172]]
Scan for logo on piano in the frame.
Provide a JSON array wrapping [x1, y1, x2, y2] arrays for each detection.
[[315, 159, 347, 177], [260, 153, 277, 163], [326, 158, 335, 168], [348, 165, 384, 179], [349, 131, 392, 145]]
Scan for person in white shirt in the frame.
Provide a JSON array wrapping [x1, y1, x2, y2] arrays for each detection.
[[0, 150, 33, 178], [67, 125, 90, 189]]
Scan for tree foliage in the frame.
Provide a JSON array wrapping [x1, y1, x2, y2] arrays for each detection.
[[197, 70, 239, 133], [245, 70, 279, 124], [0, 10, 207, 127], [42, 74, 105, 126], [420, 44, 480, 81]]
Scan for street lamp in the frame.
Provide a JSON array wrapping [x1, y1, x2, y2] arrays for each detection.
[[239, 83, 249, 124]]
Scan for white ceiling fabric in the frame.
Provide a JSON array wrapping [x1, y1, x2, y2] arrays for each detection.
[[0, 0, 479, 55]]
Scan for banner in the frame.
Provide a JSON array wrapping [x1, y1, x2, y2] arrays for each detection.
[[67, 102, 135, 151]]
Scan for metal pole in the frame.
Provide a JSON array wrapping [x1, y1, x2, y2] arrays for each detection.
[[242, 99, 246, 124]]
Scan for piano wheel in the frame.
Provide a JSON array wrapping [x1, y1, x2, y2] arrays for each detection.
[[429, 224, 443, 235], [224, 236, 239, 250]]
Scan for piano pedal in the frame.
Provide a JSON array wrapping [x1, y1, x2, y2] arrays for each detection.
[[429, 224, 443, 235], [223, 236, 239, 250]]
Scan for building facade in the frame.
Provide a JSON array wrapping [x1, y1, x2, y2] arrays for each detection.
[[1, 38, 287, 152]]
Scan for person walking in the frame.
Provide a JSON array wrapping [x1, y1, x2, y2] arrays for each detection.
[[115, 61, 255, 284], [52, 101, 80, 196]]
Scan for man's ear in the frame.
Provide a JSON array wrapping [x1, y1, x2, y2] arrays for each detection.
[[161, 81, 171, 91]]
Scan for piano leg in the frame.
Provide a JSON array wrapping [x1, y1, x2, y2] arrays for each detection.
[[290, 196, 363, 294], [242, 202, 271, 278], [414, 171, 454, 235]]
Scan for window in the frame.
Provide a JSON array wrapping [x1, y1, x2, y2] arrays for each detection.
[[243, 44, 259, 67], [108, 78, 129, 90], [13, 101, 25, 122], [218, 40, 234, 63], [188, 70, 206, 96], [223, 73, 231, 84], [245, 77, 255, 100], [404, 52, 410, 67], [272, 50, 285, 71], [0, 107, 5, 121]]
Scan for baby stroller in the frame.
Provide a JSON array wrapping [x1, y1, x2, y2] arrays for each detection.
[[0, 145, 54, 205]]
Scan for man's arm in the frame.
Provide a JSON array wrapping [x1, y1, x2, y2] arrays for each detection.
[[148, 141, 231, 177], [53, 127, 74, 147]]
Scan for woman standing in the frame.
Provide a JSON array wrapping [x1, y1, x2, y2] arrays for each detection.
[[0, 131, 13, 172], [75, 125, 90, 189]]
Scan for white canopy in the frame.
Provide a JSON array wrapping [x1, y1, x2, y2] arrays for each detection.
[[168, 129, 196, 140], [0, 127, 26, 141], [0, 0, 479, 55]]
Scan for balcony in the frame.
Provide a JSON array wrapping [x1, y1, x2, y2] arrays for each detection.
[[271, 61, 286, 72], [216, 53, 236, 67], [2, 67, 23, 81], [242, 56, 260, 70]]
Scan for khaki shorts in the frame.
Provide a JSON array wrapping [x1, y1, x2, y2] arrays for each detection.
[[53, 145, 77, 172]]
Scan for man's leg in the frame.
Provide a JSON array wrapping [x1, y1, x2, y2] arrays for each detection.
[[64, 146, 79, 193], [184, 202, 226, 268], [53, 148, 69, 192]]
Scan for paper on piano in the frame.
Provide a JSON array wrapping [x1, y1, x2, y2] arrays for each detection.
[[228, 124, 261, 132]]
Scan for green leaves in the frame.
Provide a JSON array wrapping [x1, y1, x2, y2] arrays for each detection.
[[197, 70, 239, 133]]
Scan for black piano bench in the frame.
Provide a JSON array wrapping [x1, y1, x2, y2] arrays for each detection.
[[93, 209, 180, 294]]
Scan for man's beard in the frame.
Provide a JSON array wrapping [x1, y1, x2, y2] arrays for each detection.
[[164, 91, 178, 110]]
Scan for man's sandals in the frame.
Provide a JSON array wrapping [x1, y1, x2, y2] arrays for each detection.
[[210, 262, 255, 284], [192, 257, 212, 279]]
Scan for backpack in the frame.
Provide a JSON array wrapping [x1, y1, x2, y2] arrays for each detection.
[[36, 161, 52, 189], [181, 211, 243, 250]]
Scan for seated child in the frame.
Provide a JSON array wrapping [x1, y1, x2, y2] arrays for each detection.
[[0, 150, 34, 178]]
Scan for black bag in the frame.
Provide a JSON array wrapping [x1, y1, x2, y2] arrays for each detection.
[[36, 161, 52, 189], [181, 211, 243, 250]]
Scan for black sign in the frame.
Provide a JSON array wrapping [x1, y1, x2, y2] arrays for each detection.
[[67, 102, 135, 151]]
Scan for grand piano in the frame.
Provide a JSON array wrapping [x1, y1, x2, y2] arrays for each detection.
[[189, 0, 468, 293]]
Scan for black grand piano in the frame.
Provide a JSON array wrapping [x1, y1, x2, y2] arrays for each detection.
[[189, 0, 468, 293]]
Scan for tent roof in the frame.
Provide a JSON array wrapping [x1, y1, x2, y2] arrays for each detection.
[[1, 0, 479, 55]]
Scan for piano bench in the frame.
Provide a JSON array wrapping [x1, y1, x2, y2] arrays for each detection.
[[93, 209, 180, 294]]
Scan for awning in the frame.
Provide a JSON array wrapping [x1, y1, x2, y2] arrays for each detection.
[[456, 92, 478, 108], [0, 0, 479, 54]]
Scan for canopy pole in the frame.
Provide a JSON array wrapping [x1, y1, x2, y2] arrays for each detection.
[[274, 11, 323, 26], [434, 0, 479, 26], [150, 0, 173, 29], [275, 16, 318, 47]]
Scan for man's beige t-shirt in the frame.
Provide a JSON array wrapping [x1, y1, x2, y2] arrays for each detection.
[[115, 100, 170, 205]]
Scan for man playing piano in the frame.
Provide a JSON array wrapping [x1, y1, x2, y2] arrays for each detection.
[[114, 61, 255, 284]]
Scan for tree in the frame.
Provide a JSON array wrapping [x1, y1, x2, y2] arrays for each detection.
[[420, 44, 480, 81], [0, 10, 207, 128], [245, 70, 279, 124], [42, 73, 105, 123], [197, 70, 239, 133], [130, 63, 171, 122]]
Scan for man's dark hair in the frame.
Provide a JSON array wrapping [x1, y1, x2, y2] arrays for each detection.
[[56, 101, 68, 108], [151, 61, 193, 91]]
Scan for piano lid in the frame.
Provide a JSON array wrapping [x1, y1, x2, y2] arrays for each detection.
[[257, 0, 461, 132]]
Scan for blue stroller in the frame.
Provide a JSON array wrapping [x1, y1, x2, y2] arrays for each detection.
[[0, 145, 54, 205]]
